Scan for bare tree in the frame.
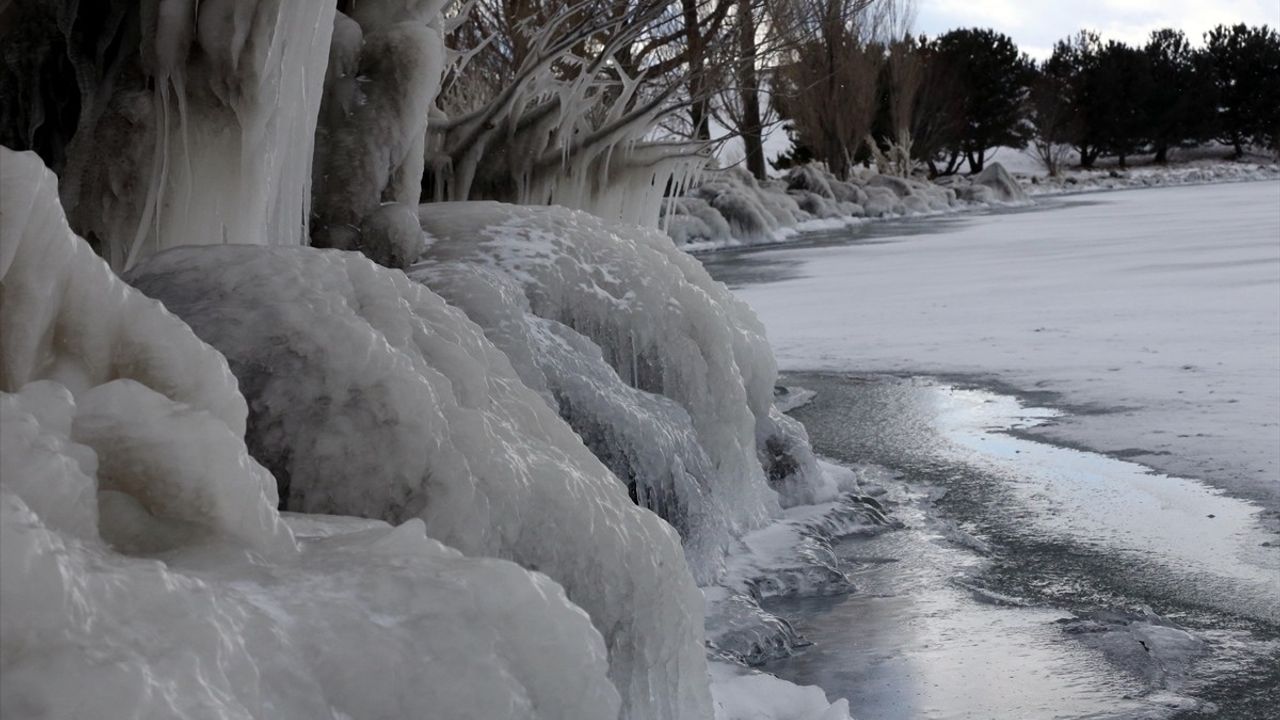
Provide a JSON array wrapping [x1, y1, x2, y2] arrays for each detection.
[[769, 0, 884, 179], [869, 31, 923, 176]]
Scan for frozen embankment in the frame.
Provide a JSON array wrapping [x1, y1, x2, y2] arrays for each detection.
[[664, 163, 1029, 251], [667, 158, 1280, 253], [2, 147, 863, 719]]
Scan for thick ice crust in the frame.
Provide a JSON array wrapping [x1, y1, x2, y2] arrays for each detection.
[[129, 243, 712, 719], [1, 148, 620, 720]]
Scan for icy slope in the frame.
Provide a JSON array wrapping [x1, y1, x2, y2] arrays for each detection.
[[414, 203, 831, 531], [411, 259, 735, 582], [0, 148, 620, 719], [129, 243, 713, 720]]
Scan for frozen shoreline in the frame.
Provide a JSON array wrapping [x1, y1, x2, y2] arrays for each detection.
[[759, 372, 1280, 720], [682, 160, 1280, 255]]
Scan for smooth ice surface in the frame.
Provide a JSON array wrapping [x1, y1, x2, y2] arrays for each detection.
[[710, 661, 852, 720], [129, 243, 712, 719], [711, 182, 1280, 507]]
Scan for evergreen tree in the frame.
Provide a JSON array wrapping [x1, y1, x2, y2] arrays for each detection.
[[1203, 24, 1280, 156], [931, 28, 1034, 173], [1045, 31, 1104, 168], [1093, 40, 1152, 167], [1144, 29, 1214, 163]]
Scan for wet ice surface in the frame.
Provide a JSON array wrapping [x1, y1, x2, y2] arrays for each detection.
[[759, 374, 1280, 720]]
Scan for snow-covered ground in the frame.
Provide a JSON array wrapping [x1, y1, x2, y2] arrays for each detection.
[[713, 181, 1280, 509]]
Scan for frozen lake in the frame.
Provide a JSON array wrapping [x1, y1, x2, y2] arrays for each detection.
[[703, 181, 1280, 509], [701, 183, 1280, 718]]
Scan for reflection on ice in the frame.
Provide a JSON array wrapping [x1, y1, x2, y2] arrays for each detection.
[[760, 374, 1279, 719]]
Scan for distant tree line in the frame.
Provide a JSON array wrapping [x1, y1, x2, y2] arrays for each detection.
[[773, 23, 1280, 178]]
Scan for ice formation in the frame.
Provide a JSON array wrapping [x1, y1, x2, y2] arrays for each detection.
[[413, 203, 832, 526], [35, 0, 338, 270], [665, 162, 1042, 249], [128, 243, 713, 719], [710, 661, 853, 720], [310, 5, 446, 255], [1, 148, 622, 720]]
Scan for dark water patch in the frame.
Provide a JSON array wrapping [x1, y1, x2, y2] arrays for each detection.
[[762, 372, 1280, 719]]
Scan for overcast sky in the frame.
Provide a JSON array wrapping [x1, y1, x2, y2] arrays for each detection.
[[915, 0, 1280, 59]]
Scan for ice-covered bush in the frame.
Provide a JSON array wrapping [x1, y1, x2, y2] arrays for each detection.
[[664, 161, 1030, 249], [689, 168, 806, 240], [414, 203, 830, 529], [129, 242, 713, 720], [0, 148, 621, 720]]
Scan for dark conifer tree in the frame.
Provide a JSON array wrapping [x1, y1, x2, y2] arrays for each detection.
[[1093, 40, 1152, 167], [1203, 24, 1280, 157], [1045, 31, 1104, 168], [1144, 29, 1214, 163], [931, 28, 1034, 173]]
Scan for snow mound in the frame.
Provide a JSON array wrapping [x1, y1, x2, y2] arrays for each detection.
[[129, 243, 712, 719], [0, 149, 620, 719], [415, 202, 830, 532]]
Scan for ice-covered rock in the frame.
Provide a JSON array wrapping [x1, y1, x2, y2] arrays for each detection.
[[129, 243, 713, 719], [358, 201, 429, 268], [1, 148, 621, 720], [663, 196, 736, 247], [969, 162, 1029, 204], [410, 260, 733, 582]]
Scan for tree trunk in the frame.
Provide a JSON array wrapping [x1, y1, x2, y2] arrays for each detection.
[[682, 0, 710, 140], [737, 0, 765, 179]]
